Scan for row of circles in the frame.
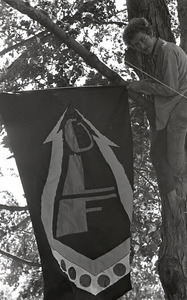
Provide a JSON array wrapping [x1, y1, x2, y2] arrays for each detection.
[[61, 259, 127, 288]]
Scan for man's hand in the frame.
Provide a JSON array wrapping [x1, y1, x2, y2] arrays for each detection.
[[126, 81, 151, 95]]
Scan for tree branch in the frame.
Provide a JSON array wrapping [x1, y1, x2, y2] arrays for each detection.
[[89, 16, 126, 27], [0, 204, 28, 211], [0, 248, 41, 267], [11, 216, 30, 231]]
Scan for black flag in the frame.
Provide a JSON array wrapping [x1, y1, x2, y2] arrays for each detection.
[[0, 86, 133, 300]]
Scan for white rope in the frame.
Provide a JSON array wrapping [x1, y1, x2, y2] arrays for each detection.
[[126, 60, 187, 99]]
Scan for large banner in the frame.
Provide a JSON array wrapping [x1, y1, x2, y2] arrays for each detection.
[[0, 86, 133, 300]]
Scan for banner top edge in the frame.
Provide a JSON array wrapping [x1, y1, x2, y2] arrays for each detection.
[[0, 85, 127, 96]]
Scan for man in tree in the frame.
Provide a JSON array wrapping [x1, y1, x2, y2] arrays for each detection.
[[123, 17, 187, 218]]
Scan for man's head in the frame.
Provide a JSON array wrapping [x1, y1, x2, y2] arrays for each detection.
[[123, 17, 157, 55]]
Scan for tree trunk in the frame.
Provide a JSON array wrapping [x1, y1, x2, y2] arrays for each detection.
[[126, 0, 187, 299]]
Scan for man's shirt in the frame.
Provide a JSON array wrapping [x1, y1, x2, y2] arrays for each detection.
[[140, 38, 187, 130]]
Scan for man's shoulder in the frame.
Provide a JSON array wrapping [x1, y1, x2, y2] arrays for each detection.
[[153, 38, 186, 60], [159, 40, 187, 63], [160, 39, 181, 54]]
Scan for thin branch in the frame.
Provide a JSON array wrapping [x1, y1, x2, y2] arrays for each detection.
[[12, 216, 30, 231], [102, 20, 127, 26], [91, 16, 126, 27], [0, 248, 41, 267], [134, 167, 158, 191], [0, 30, 48, 57], [0, 204, 28, 211]]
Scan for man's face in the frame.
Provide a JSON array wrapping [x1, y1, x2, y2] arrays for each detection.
[[130, 32, 156, 55]]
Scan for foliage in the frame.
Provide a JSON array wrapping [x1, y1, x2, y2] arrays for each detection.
[[122, 103, 164, 299], [0, 189, 43, 299], [0, 0, 128, 91], [166, 0, 180, 40]]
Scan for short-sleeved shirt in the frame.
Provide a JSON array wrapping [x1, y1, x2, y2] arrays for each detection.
[[140, 38, 187, 130]]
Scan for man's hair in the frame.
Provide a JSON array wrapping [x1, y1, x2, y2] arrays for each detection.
[[123, 17, 153, 47]]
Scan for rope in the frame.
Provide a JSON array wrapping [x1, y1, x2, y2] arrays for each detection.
[[125, 60, 187, 100]]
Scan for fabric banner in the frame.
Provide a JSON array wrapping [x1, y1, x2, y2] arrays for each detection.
[[0, 86, 133, 300]]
